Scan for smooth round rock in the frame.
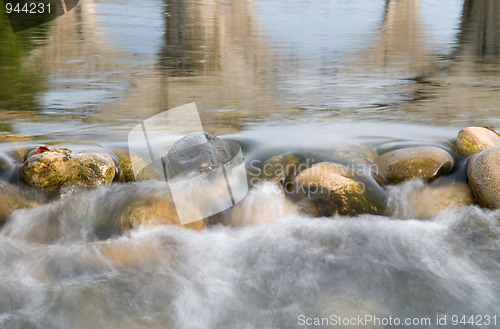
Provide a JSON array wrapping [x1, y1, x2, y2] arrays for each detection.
[[456, 127, 500, 158], [468, 145, 500, 208], [331, 143, 378, 166], [289, 162, 383, 217], [262, 153, 301, 185], [21, 146, 117, 191], [119, 193, 205, 231], [373, 146, 454, 185], [407, 182, 475, 219], [112, 148, 159, 182], [164, 132, 231, 178]]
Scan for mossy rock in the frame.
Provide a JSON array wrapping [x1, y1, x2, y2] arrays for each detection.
[[289, 162, 384, 217], [21, 146, 117, 191], [373, 146, 454, 185], [455, 127, 500, 157], [262, 153, 301, 184], [112, 148, 159, 182], [468, 145, 500, 209]]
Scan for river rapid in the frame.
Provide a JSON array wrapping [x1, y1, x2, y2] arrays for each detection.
[[1, 0, 500, 328]]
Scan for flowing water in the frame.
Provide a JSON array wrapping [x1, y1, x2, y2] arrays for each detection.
[[1, 0, 500, 328]]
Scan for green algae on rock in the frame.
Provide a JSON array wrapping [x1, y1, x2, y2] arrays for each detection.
[[262, 153, 301, 185], [112, 148, 159, 182], [373, 146, 454, 185], [21, 146, 117, 191], [289, 162, 384, 217], [455, 127, 500, 157]]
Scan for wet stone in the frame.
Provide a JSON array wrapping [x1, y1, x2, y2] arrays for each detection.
[[164, 132, 231, 178], [330, 143, 378, 166], [398, 182, 475, 220], [21, 146, 117, 191], [112, 148, 158, 182], [468, 145, 500, 209], [373, 146, 454, 185], [262, 153, 301, 185], [289, 162, 384, 217], [455, 127, 500, 158], [119, 192, 205, 231]]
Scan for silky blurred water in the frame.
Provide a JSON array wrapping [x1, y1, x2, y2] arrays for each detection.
[[1, 0, 500, 328]]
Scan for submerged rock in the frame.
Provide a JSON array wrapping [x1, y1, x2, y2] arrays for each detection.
[[164, 132, 231, 178], [0, 182, 37, 226], [406, 182, 475, 219], [373, 146, 454, 185], [455, 127, 500, 157], [112, 148, 159, 182], [468, 145, 500, 209], [262, 153, 301, 185], [331, 143, 378, 166], [119, 192, 205, 231], [289, 162, 383, 217], [21, 146, 117, 191], [98, 237, 168, 268]]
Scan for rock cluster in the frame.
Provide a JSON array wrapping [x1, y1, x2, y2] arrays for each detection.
[[3, 125, 500, 234]]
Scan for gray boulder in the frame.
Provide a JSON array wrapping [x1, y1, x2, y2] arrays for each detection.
[[164, 132, 231, 178]]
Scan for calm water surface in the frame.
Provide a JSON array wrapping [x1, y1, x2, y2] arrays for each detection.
[[1, 1, 500, 328]]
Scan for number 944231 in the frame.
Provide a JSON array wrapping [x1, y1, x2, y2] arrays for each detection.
[[6, 2, 51, 14]]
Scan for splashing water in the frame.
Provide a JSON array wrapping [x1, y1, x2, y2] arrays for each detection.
[[0, 180, 499, 329]]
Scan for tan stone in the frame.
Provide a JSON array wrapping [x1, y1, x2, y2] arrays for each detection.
[[374, 146, 454, 185], [456, 127, 500, 157], [468, 145, 500, 208], [290, 162, 383, 217], [119, 194, 205, 231], [408, 182, 475, 219]]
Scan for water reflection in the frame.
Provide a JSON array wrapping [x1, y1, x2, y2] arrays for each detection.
[[459, 0, 500, 59], [159, 0, 278, 133], [400, 0, 500, 127], [0, 8, 49, 117], [0, 0, 500, 139], [361, 0, 433, 75]]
